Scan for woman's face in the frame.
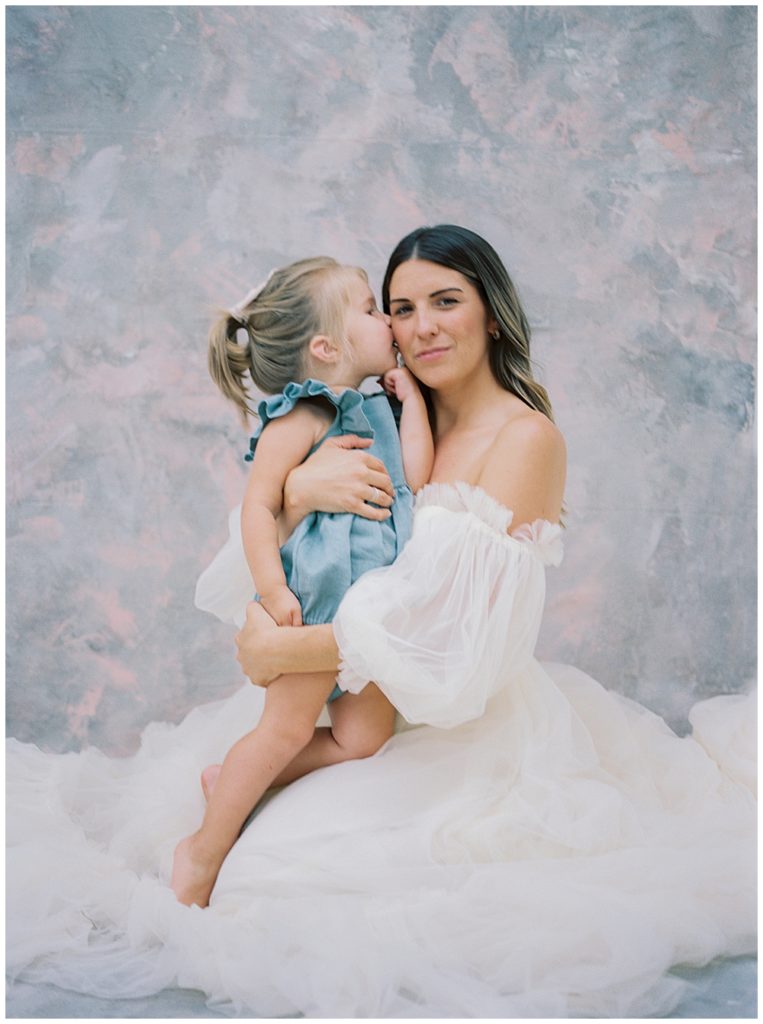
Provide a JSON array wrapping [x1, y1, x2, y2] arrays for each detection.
[[387, 259, 496, 391]]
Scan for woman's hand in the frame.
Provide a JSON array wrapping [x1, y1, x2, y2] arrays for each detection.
[[282, 434, 396, 528], [236, 601, 283, 686]]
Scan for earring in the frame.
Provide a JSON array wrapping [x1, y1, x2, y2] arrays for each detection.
[[490, 328, 501, 340]]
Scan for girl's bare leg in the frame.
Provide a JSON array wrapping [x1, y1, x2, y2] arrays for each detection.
[[171, 671, 335, 907], [201, 683, 395, 795], [273, 683, 395, 785]]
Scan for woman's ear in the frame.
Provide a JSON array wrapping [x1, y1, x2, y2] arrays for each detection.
[[308, 334, 341, 366]]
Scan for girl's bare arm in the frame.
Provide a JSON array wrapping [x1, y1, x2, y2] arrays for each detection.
[[242, 407, 327, 624], [382, 368, 434, 491]]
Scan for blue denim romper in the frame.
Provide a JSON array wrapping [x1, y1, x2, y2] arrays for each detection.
[[245, 379, 414, 701]]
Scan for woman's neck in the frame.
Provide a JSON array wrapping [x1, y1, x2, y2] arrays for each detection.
[[427, 375, 529, 486], [431, 372, 513, 438]]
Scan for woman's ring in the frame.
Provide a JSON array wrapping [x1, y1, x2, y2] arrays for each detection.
[[370, 486, 380, 504]]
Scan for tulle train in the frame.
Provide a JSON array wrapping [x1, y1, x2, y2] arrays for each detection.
[[6, 660, 756, 1018]]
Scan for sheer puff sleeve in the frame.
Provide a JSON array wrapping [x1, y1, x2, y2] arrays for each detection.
[[333, 482, 563, 728]]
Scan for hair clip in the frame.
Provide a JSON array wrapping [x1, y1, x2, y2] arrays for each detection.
[[229, 268, 277, 324]]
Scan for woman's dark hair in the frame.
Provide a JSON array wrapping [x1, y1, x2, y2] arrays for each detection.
[[382, 224, 554, 421]]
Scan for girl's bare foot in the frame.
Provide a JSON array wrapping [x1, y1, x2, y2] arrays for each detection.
[[200, 764, 222, 802], [171, 833, 220, 908]]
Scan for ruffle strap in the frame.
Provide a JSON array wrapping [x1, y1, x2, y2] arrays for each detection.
[[245, 380, 374, 461]]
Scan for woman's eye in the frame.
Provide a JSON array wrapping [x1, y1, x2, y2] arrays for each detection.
[[436, 296, 458, 307], [391, 305, 411, 317]]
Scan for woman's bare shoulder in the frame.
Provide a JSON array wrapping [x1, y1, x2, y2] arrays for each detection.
[[495, 406, 566, 458], [478, 408, 566, 525]]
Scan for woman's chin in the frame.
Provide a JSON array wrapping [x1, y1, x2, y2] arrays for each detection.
[[409, 362, 454, 389]]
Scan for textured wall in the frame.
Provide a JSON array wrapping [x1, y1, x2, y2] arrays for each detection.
[[7, 6, 756, 754]]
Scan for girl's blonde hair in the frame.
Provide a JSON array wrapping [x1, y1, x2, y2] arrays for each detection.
[[209, 257, 366, 423]]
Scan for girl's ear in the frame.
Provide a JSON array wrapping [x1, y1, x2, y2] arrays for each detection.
[[308, 334, 341, 365]]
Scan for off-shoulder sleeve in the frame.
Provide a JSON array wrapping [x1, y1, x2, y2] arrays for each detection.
[[333, 490, 558, 728]]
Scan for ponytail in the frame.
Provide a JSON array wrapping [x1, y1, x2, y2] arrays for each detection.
[[207, 257, 365, 424], [208, 314, 255, 425]]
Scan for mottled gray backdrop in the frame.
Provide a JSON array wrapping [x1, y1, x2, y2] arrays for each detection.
[[7, 6, 756, 754]]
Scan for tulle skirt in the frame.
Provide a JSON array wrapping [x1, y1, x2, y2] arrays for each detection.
[[6, 660, 756, 1018]]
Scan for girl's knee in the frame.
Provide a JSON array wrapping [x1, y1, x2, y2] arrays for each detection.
[[348, 736, 386, 760], [260, 710, 315, 755], [340, 720, 394, 760]]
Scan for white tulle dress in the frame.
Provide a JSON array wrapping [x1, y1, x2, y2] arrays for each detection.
[[6, 483, 756, 1018]]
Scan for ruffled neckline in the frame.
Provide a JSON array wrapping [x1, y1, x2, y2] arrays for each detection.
[[415, 481, 563, 566]]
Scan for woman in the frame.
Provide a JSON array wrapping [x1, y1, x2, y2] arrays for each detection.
[[231, 224, 566, 710], [221, 225, 754, 1011], [7, 227, 755, 1019]]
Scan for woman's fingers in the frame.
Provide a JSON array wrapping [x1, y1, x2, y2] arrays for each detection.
[[352, 499, 392, 521], [328, 435, 396, 506], [328, 434, 373, 450], [333, 438, 394, 489], [366, 469, 395, 505], [283, 433, 396, 520], [236, 602, 280, 685]]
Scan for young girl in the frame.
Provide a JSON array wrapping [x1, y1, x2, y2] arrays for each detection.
[[171, 256, 434, 907]]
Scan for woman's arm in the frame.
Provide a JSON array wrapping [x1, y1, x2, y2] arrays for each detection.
[[236, 602, 339, 685], [279, 433, 397, 541]]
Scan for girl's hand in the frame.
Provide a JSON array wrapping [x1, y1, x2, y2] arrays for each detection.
[[258, 585, 303, 627], [236, 602, 282, 686], [381, 367, 421, 403], [283, 434, 395, 525]]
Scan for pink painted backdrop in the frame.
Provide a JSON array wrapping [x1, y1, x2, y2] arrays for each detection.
[[7, 6, 755, 753]]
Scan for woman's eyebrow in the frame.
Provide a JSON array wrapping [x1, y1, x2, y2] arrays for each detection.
[[389, 287, 464, 304]]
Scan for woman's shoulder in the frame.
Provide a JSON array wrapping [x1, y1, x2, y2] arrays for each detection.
[[478, 405, 566, 526], [491, 404, 566, 463]]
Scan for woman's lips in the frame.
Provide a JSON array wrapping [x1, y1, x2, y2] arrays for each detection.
[[415, 346, 450, 362]]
